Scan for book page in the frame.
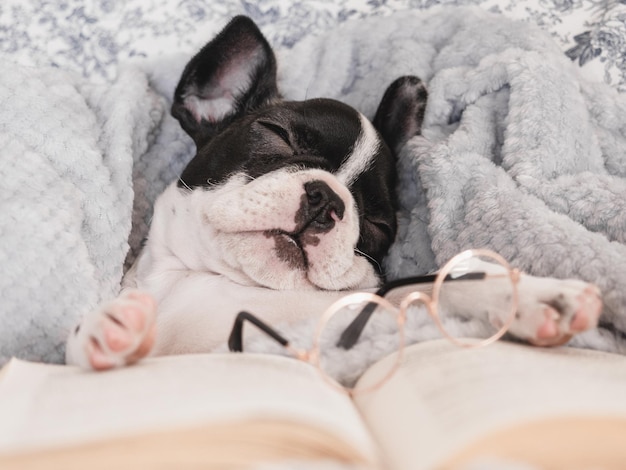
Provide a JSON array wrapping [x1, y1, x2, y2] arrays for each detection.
[[353, 340, 626, 470], [0, 353, 377, 464]]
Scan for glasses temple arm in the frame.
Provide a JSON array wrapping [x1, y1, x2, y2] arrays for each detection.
[[228, 311, 290, 352], [335, 274, 439, 350], [336, 301, 378, 349]]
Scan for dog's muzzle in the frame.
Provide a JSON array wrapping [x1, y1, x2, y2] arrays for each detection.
[[263, 180, 346, 271]]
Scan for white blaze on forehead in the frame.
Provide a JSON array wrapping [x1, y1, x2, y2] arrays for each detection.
[[337, 113, 380, 186]]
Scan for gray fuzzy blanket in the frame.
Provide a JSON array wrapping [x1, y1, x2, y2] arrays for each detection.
[[2, 7, 626, 366]]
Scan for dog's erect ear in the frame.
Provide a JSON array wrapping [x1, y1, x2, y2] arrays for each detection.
[[373, 76, 428, 154], [171, 16, 279, 145]]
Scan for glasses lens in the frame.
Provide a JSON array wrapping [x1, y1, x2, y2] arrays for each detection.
[[434, 251, 516, 346], [316, 294, 402, 393]]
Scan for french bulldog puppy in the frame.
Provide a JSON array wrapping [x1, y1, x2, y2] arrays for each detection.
[[66, 16, 601, 370]]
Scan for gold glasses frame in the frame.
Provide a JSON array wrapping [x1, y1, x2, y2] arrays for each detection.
[[228, 249, 521, 396]]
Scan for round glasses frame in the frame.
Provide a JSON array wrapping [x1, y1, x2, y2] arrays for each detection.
[[308, 249, 520, 395], [229, 249, 521, 396]]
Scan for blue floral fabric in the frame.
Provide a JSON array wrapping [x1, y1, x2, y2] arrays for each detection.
[[1, 0, 625, 91]]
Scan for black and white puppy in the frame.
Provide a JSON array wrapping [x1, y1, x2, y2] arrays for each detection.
[[66, 16, 602, 370]]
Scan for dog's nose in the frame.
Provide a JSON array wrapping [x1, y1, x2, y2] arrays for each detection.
[[303, 180, 345, 231]]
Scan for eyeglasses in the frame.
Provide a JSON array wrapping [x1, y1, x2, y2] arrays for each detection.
[[228, 249, 520, 396]]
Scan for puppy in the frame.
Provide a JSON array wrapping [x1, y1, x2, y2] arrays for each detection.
[[66, 16, 602, 370]]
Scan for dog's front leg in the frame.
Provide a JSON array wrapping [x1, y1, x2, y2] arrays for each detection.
[[65, 261, 158, 370], [435, 261, 602, 346]]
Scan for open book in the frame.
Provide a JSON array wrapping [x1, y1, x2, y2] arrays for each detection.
[[1, 340, 626, 469]]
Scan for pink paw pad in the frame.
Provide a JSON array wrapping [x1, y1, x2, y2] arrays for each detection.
[[102, 318, 133, 352], [86, 290, 157, 370], [570, 311, 590, 332], [528, 307, 571, 347], [570, 285, 602, 332], [87, 338, 116, 371], [536, 312, 558, 340]]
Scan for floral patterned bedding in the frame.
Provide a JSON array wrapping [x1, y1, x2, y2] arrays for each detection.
[[1, 0, 625, 92]]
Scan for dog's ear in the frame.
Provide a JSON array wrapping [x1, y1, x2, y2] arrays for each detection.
[[373, 76, 428, 155], [171, 16, 279, 145]]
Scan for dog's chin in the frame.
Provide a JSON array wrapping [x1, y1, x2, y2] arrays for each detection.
[[220, 231, 380, 292]]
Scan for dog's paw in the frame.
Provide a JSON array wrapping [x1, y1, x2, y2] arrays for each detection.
[[67, 290, 157, 370], [508, 276, 602, 347]]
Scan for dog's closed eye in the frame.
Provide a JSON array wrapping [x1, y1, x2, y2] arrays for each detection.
[[258, 120, 292, 147]]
